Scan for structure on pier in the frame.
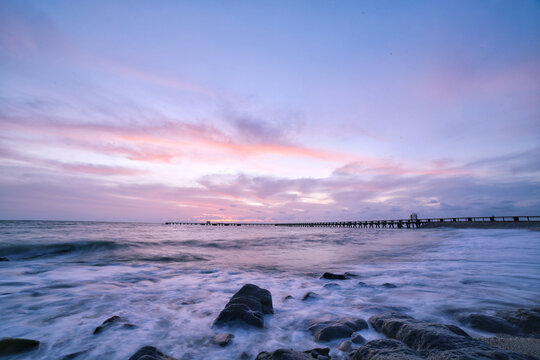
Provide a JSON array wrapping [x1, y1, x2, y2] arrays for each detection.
[[165, 215, 540, 229]]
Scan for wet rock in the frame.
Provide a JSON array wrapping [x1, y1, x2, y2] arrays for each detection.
[[302, 292, 320, 301], [321, 272, 349, 280], [255, 349, 313, 360], [381, 283, 397, 288], [357, 282, 368, 287], [240, 352, 251, 359], [214, 284, 273, 328], [283, 295, 294, 301], [498, 308, 540, 337], [308, 318, 368, 342], [212, 333, 234, 347], [303, 347, 330, 357], [345, 272, 359, 278], [458, 313, 523, 335], [369, 311, 536, 359], [350, 339, 424, 360], [351, 333, 366, 344], [0, 257, 9, 261], [93, 315, 125, 334], [337, 340, 352, 352], [128, 346, 177, 360], [0, 338, 40, 356]]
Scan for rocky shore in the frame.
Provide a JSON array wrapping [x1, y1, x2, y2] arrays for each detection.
[[2, 274, 539, 359]]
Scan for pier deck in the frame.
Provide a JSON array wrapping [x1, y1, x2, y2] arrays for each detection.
[[165, 216, 540, 229]]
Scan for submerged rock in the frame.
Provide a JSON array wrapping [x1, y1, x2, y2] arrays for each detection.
[[93, 315, 135, 334], [369, 311, 536, 359], [458, 313, 523, 335], [381, 283, 397, 288], [213, 284, 273, 328], [308, 317, 368, 342], [128, 346, 177, 360], [498, 308, 540, 337], [0, 338, 40, 356], [283, 295, 294, 301], [320, 272, 349, 280], [212, 333, 234, 347], [0, 257, 9, 261], [350, 339, 424, 360], [302, 292, 320, 301]]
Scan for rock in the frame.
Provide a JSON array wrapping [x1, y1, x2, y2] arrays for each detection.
[[302, 347, 330, 357], [283, 295, 294, 301], [255, 349, 313, 360], [381, 283, 397, 288], [0, 338, 40, 356], [302, 292, 320, 301], [212, 333, 234, 347], [93, 315, 126, 334], [458, 313, 523, 335], [498, 308, 540, 337], [0, 257, 9, 261], [321, 272, 349, 280], [214, 284, 273, 328], [357, 282, 368, 287], [345, 272, 359, 278], [308, 318, 368, 342], [369, 311, 536, 359], [350, 339, 424, 360], [338, 340, 352, 352], [351, 333, 366, 344], [240, 352, 251, 359], [128, 346, 177, 360]]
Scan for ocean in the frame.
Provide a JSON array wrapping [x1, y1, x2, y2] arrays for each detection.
[[0, 221, 539, 359]]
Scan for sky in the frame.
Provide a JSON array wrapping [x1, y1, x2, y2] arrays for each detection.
[[0, 0, 539, 223]]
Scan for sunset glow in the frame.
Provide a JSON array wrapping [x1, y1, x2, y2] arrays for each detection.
[[1, 1, 539, 222]]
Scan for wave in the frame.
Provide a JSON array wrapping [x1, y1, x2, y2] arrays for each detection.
[[0, 240, 123, 260]]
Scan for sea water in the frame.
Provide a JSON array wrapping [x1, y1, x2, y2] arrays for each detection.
[[0, 221, 539, 359]]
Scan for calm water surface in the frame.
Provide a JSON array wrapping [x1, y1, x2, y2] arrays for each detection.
[[0, 221, 539, 359]]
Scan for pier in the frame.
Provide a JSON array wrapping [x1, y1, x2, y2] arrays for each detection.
[[165, 216, 540, 229]]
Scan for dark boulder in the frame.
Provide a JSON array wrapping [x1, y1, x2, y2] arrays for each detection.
[[0, 338, 40, 356], [369, 311, 536, 359], [320, 272, 348, 280], [307, 318, 368, 342], [350, 339, 424, 360], [497, 308, 540, 337], [283, 295, 294, 301], [382, 283, 397, 288], [93, 315, 135, 334], [212, 333, 234, 347], [255, 349, 313, 360], [303, 347, 330, 357], [351, 333, 366, 344], [0, 257, 9, 261], [128, 346, 177, 360], [458, 313, 523, 335], [214, 284, 273, 328]]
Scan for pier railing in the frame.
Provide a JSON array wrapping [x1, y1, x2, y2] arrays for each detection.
[[165, 216, 540, 229]]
